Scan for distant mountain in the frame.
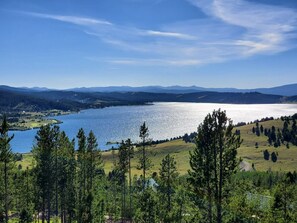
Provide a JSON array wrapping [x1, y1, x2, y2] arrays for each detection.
[[0, 85, 50, 92], [68, 85, 206, 94], [2, 83, 296, 96], [68, 83, 297, 96], [252, 84, 297, 97], [1, 86, 296, 113]]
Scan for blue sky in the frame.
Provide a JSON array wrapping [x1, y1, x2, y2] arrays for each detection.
[[1, 0, 297, 89]]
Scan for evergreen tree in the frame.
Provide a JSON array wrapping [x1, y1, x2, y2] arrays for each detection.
[[57, 132, 76, 223], [14, 167, 33, 223], [76, 128, 87, 223], [118, 140, 129, 221], [272, 178, 297, 222], [260, 125, 264, 134], [158, 154, 178, 222], [271, 152, 278, 162], [137, 122, 153, 188], [263, 149, 270, 160], [52, 126, 60, 219], [135, 188, 158, 223], [107, 168, 122, 221], [33, 125, 59, 223], [84, 131, 97, 223], [125, 138, 134, 218], [0, 116, 14, 223], [188, 110, 241, 223]]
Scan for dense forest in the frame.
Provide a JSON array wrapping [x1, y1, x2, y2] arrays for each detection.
[[0, 110, 297, 223]]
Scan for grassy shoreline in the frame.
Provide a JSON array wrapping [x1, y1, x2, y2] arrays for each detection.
[[6, 110, 72, 131]]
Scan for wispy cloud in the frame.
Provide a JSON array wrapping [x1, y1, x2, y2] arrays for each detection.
[[142, 30, 196, 40], [86, 57, 203, 66], [188, 0, 297, 55], [24, 12, 112, 26], [21, 0, 297, 66], [108, 58, 203, 66]]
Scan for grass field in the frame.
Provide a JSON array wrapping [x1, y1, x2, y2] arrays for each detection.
[[236, 118, 297, 172], [102, 118, 297, 175], [17, 118, 297, 175]]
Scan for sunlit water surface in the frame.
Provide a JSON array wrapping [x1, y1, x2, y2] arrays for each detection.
[[9, 102, 297, 153]]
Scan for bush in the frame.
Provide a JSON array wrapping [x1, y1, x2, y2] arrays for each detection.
[[271, 152, 278, 163]]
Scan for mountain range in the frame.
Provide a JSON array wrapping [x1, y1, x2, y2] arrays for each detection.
[[67, 83, 297, 96], [1, 83, 296, 96], [0, 84, 296, 113]]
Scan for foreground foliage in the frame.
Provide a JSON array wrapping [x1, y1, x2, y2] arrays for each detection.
[[0, 111, 297, 222]]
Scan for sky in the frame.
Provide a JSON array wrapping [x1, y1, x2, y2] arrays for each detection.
[[1, 0, 297, 89]]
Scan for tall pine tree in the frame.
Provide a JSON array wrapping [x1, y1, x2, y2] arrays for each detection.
[[159, 154, 178, 222], [188, 110, 241, 223], [33, 125, 59, 223], [0, 116, 14, 223], [137, 122, 153, 188]]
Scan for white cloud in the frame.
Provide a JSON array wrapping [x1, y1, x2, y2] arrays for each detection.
[[107, 58, 203, 66], [143, 30, 196, 40], [24, 12, 112, 26], [189, 0, 297, 56], [22, 0, 297, 66]]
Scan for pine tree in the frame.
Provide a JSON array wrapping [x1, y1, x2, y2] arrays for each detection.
[[77, 129, 102, 223], [0, 116, 14, 223], [33, 125, 59, 223], [76, 128, 87, 223], [57, 131, 76, 223], [272, 178, 297, 222], [86, 130, 102, 223], [135, 188, 158, 223], [14, 167, 33, 223], [52, 126, 60, 219], [118, 140, 129, 221], [137, 122, 153, 188], [125, 138, 134, 218], [159, 154, 178, 222], [188, 110, 241, 223]]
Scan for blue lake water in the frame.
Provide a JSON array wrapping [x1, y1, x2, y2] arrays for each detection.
[[9, 102, 297, 153]]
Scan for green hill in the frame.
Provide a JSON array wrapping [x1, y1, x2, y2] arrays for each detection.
[[101, 117, 297, 174]]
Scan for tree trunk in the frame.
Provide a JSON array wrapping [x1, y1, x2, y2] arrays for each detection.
[[143, 141, 146, 187], [42, 197, 45, 223], [4, 162, 8, 223], [167, 157, 171, 212], [129, 154, 132, 217], [60, 187, 64, 223], [47, 192, 51, 223], [217, 130, 223, 223], [208, 183, 212, 223], [55, 148, 58, 218]]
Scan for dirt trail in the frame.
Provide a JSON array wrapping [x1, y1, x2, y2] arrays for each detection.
[[240, 160, 253, 171]]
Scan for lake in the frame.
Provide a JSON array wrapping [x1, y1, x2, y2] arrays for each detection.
[[9, 102, 297, 153]]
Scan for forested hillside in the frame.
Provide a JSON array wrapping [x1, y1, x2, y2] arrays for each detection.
[[1, 86, 297, 113]]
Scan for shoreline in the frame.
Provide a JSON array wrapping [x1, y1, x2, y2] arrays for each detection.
[[7, 101, 297, 132], [7, 110, 74, 132]]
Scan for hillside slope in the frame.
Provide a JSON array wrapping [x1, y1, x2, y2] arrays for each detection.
[[17, 118, 297, 174], [101, 118, 297, 174], [1, 87, 296, 113]]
